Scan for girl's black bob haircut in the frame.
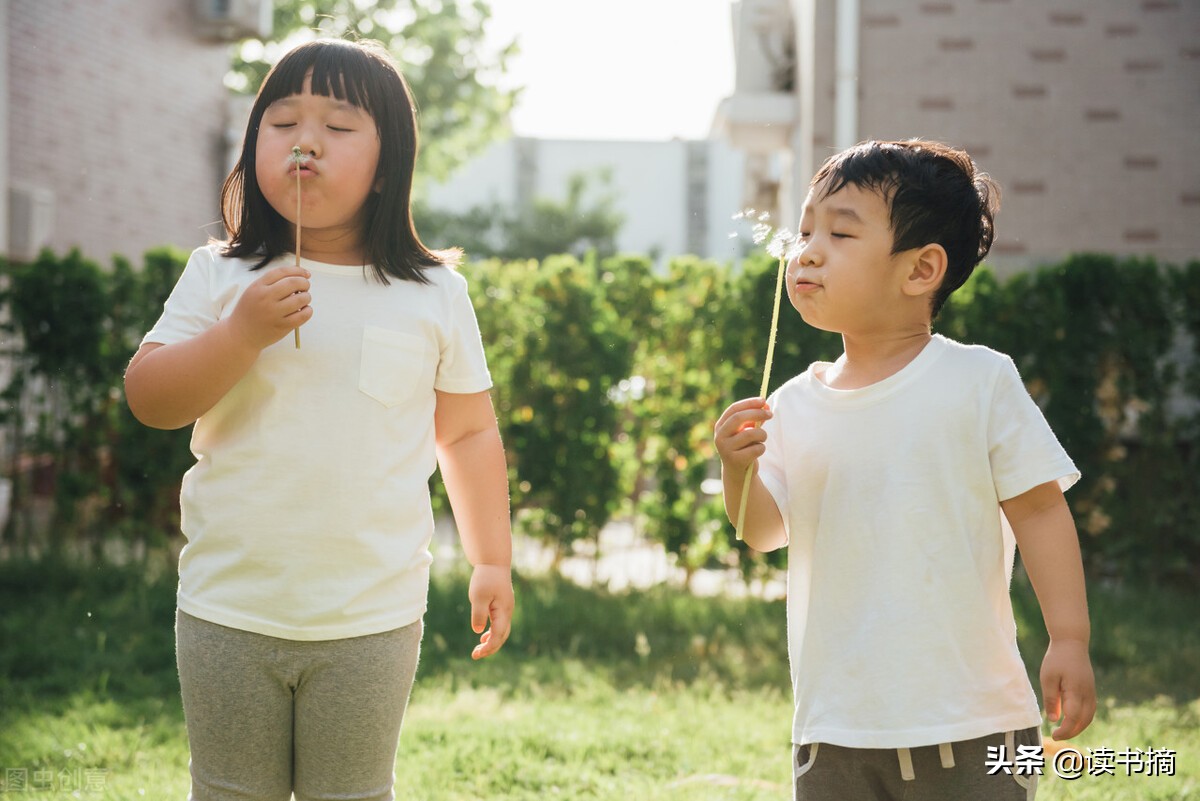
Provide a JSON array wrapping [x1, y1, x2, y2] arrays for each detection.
[[221, 38, 458, 284]]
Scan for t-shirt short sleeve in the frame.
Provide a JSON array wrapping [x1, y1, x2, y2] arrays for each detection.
[[988, 355, 1080, 501], [432, 273, 492, 394], [142, 247, 222, 347]]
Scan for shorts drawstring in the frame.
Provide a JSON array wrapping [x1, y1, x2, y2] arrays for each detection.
[[895, 741, 956, 781]]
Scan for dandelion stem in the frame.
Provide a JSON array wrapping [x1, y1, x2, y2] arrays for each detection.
[[293, 147, 302, 349], [734, 252, 787, 541]]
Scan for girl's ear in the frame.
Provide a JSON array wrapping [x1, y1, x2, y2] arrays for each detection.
[[902, 243, 948, 298]]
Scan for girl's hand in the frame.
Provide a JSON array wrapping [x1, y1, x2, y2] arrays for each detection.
[[714, 397, 772, 473], [468, 563, 513, 660], [228, 265, 312, 351], [1041, 638, 1096, 740]]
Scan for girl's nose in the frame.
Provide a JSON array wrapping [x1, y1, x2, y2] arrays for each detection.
[[293, 130, 320, 159]]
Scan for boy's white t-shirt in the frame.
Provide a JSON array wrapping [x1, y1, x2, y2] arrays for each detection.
[[757, 334, 1079, 749], [144, 245, 492, 640]]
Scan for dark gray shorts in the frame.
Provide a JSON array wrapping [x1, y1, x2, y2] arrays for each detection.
[[793, 727, 1041, 801]]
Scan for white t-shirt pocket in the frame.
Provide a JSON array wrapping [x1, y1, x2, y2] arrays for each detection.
[[358, 326, 432, 407]]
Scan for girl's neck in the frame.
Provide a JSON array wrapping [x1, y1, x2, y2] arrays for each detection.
[[295, 224, 367, 266], [824, 328, 933, 390]]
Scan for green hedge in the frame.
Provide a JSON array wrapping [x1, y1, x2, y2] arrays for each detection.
[[1, 248, 1196, 583]]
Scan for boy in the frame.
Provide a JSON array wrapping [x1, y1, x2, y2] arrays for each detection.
[[714, 140, 1095, 800]]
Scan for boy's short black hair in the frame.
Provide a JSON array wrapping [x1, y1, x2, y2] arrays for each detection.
[[812, 139, 1000, 317]]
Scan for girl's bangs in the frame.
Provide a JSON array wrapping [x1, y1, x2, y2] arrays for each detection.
[[257, 42, 378, 116]]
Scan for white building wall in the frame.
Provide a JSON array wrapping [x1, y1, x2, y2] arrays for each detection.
[[705, 139, 753, 263], [422, 136, 751, 266]]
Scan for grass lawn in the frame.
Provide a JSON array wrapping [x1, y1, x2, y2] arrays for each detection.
[[1, 558, 1197, 799]]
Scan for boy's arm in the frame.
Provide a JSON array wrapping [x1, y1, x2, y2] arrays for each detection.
[[124, 264, 311, 429], [434, 389, 514, 660], [1002, 480, 1096, 740], [715, 397, 787, 552]]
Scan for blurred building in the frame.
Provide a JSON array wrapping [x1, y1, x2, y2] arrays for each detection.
[[713, 0, 1200, 273], [421, 136, 753, 266], [2, 0, 271, 265]]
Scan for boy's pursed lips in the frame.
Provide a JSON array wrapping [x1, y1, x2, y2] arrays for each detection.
[[791, 272, 823, 290]]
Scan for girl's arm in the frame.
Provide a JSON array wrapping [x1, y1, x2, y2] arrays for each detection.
[[1003, 480, 1096, 740], [124, 265, 311, 429], [434, 389, 514, 660]]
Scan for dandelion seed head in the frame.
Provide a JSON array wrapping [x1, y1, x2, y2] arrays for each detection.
[[289, 147, 310, 166], [766, 229, 796, 259]]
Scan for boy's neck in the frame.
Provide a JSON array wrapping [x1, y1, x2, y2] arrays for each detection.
[[824, 329, 933, 390]]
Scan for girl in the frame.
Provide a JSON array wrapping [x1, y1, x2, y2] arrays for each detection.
[[124, 39, 514, 801]]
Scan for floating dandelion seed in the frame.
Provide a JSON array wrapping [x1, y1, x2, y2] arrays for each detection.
[[291, 146, 306, 349], [751, 223, 773, 246], [733, 219, 801, 542]]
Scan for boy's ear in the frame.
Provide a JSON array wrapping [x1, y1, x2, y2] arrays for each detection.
[[901, 243, 948, 298]]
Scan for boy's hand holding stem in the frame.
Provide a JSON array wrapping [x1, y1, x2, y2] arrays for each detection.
[[715, 399, 786, 552]]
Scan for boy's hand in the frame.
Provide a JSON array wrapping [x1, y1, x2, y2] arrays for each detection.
[[468, 563, 513, 660], [228, 265, 312, 351], [714, 397, 772, 472], [1040, 637, 1096, 740]]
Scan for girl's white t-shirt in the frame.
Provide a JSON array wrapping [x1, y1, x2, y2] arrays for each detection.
[[144, 245, 492, 640], [758, 334, 1079, 748]]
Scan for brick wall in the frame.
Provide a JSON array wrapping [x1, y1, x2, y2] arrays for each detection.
[[7, 0, 232, 265], [852, 0, 1200, 272]]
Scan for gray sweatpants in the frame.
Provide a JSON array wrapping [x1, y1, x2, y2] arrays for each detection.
[[176, 610, 422, 801], [793, 727, 1041, 801]]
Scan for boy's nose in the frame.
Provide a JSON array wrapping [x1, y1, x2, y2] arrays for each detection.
[[796, 244, 821, 267]]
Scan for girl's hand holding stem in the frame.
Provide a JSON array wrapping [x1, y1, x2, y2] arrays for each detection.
[[227, 264, 312, 351]]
